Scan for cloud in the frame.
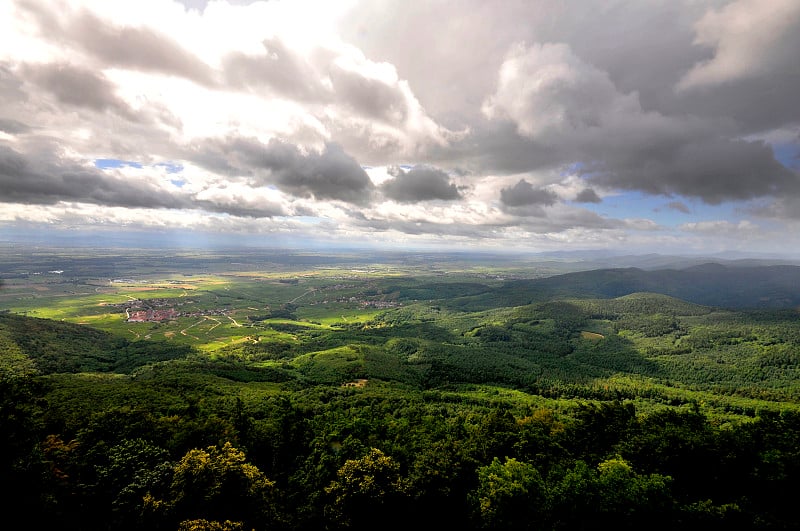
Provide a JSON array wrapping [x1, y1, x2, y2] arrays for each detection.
[[0, 143, 188, 209], [660, 0, 800, 135], [540, 205, 627, 232], [0, 118, 30, 134], [585, 137, 799, 205], [665, 201, 690, 214], [677, 0, 800, 91], [479, 41, 799, 205], [0, 142, 288, 218], [329, 63, 406, 122], [499, 179, 558, 207], [194, 197, 286, 219], [22, 62, 138, 119], [750, 197, 800, 221], [17, 0, 216, 85], [380, 165, 461, 202], [574, 188, 601, 203], [1, 0, 799, 252], [188, 137, 375, 204], [221, 35, 455, 159], [679, 219, 759, 235], [222, 37, 325, 101], [483, 42, 639, 139]]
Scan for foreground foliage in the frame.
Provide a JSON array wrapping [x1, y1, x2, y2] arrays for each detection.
[[3, 367, 800, 530]]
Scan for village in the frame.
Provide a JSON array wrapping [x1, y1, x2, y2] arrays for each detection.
[[112, 298, 232, 323]]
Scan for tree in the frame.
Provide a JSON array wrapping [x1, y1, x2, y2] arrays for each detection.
[[472, 457, 547, 529], [549, 457, 674, 530], [595, 457, 674, 524], [325, 448, 409, 529], [177, 519, 245, 531], [145, 442, 277, 530], [0, 377, 50, 526], [95, 438, 173, 530]]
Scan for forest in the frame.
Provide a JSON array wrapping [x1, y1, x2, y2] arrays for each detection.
[[2, 249, 800, 530]]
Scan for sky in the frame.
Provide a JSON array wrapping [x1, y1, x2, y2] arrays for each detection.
[[1, 0, 799, 255]]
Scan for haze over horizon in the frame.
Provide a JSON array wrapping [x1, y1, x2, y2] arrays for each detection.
[[1, 0, 799, 255]]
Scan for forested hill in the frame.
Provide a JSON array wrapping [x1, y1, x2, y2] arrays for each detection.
[[0, 313, 193, 376], [479, 264, 800, 310]]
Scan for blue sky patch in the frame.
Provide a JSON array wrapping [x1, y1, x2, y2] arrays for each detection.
[[773, 144, 800, 171], [156, 162, 185, 174], [95, 158, 143, 169], [580, 191, 747, 228]]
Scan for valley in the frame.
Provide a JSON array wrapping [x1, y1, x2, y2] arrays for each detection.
[[2, 247, 800, 529]]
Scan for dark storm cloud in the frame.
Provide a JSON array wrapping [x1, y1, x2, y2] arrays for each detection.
[[17, 1, 216, 86], [0, 144, 187, 209], [23, 63, 137, 119], [188, 137, 374, 205], [380, 165, 461, 202], [574, 188, 601, 204], [500, 180, 558, 207]]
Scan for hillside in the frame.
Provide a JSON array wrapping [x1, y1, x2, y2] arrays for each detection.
[[4, 257, 800, 530], [443, 264, 800, 310], [0, 313, 193, 375], [4, 289, 800, 408]]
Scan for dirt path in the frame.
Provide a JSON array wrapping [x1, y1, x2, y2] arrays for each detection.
[[180, 319, 204, 340], [206, 316, 222, 331], [289, 288, 316, 304]]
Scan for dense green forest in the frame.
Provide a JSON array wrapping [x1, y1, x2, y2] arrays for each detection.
[[3, 254, 800, 530]]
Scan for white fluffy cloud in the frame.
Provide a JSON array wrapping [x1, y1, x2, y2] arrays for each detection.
[[482, 42, 640, 139]]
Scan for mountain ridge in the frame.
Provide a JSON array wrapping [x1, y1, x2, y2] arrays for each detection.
[[434, 263, 800, 312]]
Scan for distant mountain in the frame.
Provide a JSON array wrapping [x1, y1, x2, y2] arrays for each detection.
[[526, 251, 800, 272], [514, 264, 800, 309]]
